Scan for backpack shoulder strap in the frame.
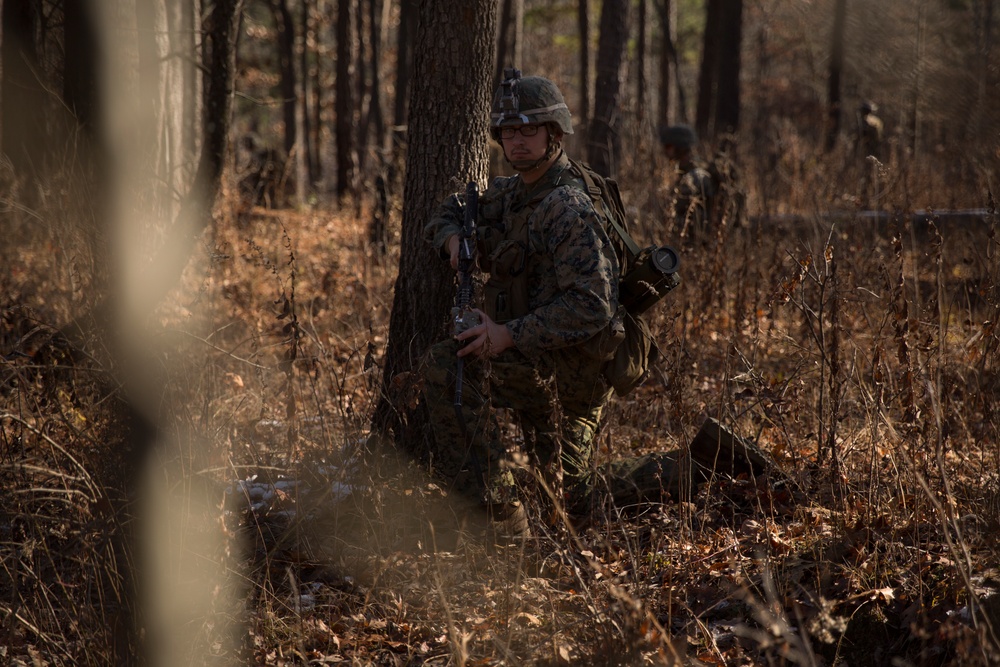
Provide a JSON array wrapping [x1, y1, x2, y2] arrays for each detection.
[[565, 159, 643, 263]]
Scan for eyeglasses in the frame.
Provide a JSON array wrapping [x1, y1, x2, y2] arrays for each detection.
[[500, 124, 543, 140]]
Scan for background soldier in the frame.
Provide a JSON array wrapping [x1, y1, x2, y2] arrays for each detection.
[[658, 124, 718, 239], [856, 100, 884, 207], [856, 100, 884, 160]]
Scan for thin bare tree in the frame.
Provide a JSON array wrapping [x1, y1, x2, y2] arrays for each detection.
[[826, 0, 847, 151]]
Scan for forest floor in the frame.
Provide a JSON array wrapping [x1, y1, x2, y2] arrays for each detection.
[[2, 188, 999, 665]]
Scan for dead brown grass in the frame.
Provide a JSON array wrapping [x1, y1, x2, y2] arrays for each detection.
[[1, 137, 998, 666]]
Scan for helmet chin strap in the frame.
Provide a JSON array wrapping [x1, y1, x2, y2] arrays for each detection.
[[505, 138, 562, 173]]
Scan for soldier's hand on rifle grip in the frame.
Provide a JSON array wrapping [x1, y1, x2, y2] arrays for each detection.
[[455, 309, 514, 359]]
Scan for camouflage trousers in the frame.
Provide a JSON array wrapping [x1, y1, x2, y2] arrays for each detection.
[[421, 339, 695, 515]]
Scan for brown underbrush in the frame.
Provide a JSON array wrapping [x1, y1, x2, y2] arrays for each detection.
[[1, 148, 998, 665]]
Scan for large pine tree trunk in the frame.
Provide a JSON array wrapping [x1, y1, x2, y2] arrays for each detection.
[[587, 0, 629, 177], [374, 0, 498, 451], [715, 0, 742, 134]]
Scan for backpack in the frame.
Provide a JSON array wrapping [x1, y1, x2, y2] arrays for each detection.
[[564, 160, 681, 396]]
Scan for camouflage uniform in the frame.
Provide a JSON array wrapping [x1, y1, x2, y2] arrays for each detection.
[[423, 151, 624, 513], [420, 73, 700, 525]]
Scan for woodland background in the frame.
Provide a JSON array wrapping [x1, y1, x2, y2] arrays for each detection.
[[0, 0, 999, 665]]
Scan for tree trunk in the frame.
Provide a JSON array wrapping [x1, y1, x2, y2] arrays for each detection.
[[335, 0, 356, 200], [355, 0, 371, 181], [714, 0, 742, 134], [512, 0, 523, 69], [369, 0, 387, 152], [1, 0, 46, 175], [374, 0, 498, 450], [587, 0, 630, 177], [393, 0, 415, 127], [63, 0, 101, 135], [695, 0, 721, 138], [496, 0, 513, 85], [825, 0, 847, 151], [636, 0, 648, 127], [298, 0, 314, 190], [271, 0, 297, 158], [577, 0, 591, 138], [653, 0, 684, 126], [311, 0, 325, 181]]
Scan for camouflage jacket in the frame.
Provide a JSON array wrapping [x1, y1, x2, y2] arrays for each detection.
[[425, 152, 620, 360]]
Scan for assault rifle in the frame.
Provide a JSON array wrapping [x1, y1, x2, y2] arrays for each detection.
[[452, 181, 480, 420], [451, 181, 484, 486]]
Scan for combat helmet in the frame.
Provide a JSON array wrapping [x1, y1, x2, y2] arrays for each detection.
[[658, 124, 698, 150], [859, 100, 878, 115], [490, 68, 573, 141]]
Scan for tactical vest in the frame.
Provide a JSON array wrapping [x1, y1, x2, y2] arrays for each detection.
[[476, 159, 673, 396], [477, 160, 629, 324]]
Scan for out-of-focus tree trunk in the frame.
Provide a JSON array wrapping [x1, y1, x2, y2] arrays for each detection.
[[356, 0, 371, 181], [393, 0, 415, 127], [312, 0, 325, 182], [374, 0, 498, 452], [636, 0, 649, 128], [369, 0, 387, 153], [695, 0, 721, 138], [271, 0, 297, 158], [496, 0, 513, 84], [587, 0, 630, 176], [652, 0, 684, 126], [494, 0, 522, 85], [64, 0, 101, 136], [970, 0, 993, 138], [825, 0, 847, 152], [577, 0, 591, 139], [335, 0, 356, 201], [1, 0, 46, 176], [715, 0, 742, 134], [298, 0, 315, 192]]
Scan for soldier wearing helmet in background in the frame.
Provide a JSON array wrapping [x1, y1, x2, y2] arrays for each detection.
[[419, 70, 699, 541], [658, 124, 717, 239], [856, 100, 884, 161], [855, 100, 884, 208]]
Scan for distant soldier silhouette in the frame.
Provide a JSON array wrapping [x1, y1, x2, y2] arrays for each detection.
[[658, 124, 716, 240], [855, 101, 884, 207], [856, 100, 884, 160]]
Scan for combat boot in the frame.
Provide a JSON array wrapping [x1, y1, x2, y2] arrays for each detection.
[[486, 500, 530, 545]]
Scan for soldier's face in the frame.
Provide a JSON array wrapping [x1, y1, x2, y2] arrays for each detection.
[[502, 124, 550, 164]]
